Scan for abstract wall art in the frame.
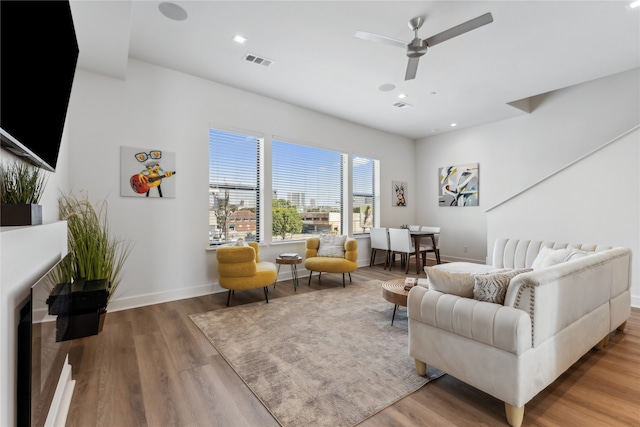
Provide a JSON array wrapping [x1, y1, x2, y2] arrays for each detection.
[[438, 163, 479, 207]]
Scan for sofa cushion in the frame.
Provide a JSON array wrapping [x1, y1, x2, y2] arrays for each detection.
[[473, 268, 532, 304], [317, 234, 346, 257], [531, 247, 592, 269], [425, 267, 476, 298]]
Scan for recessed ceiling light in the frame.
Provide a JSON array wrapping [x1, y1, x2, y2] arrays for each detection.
[[378, 84, 396, 92], [430, 91, 437, 95], [398, 93, 407, 99], [233, 35, 248, 44], [631, 0, 640, 8], [450, 123, 457, 127], [158, 2, 188, 21]]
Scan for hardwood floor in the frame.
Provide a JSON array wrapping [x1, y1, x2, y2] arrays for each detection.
[[66, 262, 640, 426]]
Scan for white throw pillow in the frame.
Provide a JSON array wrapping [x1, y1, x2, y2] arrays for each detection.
[[232, 238, 248, 247], [473, 268, 532, 304], [317, 234, 347, 257], [567, 248, 592, 260], [531, 247, 568, 269], [425, 267, 476, 298], [531, 247, 591, 269]]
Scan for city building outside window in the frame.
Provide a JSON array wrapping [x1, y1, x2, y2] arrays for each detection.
[[272, 139, 344, 241]]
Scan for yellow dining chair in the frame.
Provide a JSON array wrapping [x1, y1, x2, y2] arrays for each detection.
[[216, 241, 277, 306]]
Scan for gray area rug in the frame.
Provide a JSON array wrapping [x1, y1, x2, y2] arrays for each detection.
[[190, 280, 444, 427]]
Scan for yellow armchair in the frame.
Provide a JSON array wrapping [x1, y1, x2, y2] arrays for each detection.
[[304, 236, 358, 287], [216, 241, 277, 306]]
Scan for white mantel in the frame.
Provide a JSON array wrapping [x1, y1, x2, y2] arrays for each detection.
[[0, 221, 68, 426]]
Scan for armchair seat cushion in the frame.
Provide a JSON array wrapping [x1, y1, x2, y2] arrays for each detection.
[[219, 261, 277, 290], [305, 256, 357, 273]]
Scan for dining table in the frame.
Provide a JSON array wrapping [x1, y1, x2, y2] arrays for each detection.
[[409, 230, 441, 274]]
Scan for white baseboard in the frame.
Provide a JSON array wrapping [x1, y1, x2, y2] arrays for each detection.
[[45, 354, 75, 427], [433, 254, 485, 264], [107, 283, 221, 312]]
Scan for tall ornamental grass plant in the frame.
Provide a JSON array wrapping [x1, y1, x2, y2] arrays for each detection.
[[59, 192, 133, 302]]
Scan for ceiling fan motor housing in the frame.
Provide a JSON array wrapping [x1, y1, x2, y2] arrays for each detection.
[[407, 38, 427, 58]]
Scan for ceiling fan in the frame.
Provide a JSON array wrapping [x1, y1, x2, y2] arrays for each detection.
[[355, 12, 493, 81]]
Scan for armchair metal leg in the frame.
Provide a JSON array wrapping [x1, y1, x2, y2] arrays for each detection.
[[226, 290, 232, 307], [263, 287, 269, 303], [308, 271, 313, 286], [348, 273, 352, 282]]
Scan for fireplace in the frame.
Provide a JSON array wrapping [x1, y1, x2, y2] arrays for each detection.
[[17, 253, 75, 426], [1, 221, 69, 426]]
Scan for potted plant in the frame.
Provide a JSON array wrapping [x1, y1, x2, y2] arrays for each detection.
[[0, 161, 48, 226], [58, 192, 133, 333]]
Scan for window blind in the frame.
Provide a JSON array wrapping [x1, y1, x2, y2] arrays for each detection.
[[272, 139, 343, 240], [208, 128, 261, 245], [353, 156, 378, 234]]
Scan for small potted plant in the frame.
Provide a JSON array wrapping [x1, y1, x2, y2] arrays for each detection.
[[0, 161, 48, 226]]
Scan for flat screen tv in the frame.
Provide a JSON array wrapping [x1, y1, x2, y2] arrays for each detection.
[[0, 0, 79, 172]]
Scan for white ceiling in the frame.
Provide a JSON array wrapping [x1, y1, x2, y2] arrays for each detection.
[[69, 1, 640, 139]]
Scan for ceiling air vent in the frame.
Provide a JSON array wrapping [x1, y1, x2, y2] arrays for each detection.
[[392, 101, 412, 109], [243, 53, 274, 67]]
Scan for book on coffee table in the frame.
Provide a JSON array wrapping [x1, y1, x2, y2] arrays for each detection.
[[279, 253, 299, 259], [403, 277, 428, 291]]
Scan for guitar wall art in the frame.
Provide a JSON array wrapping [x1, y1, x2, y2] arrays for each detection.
[[120, 146, 177, 198]]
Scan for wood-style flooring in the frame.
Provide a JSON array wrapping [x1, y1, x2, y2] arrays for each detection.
[[65, 261, 640, 426]]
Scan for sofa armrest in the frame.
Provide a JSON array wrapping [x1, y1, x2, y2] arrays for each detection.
[[408, 286, 532, 355]]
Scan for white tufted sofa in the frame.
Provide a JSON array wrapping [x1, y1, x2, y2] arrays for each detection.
[[408, 238, 632, 427]]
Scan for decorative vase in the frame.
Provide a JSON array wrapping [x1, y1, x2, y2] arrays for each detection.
[[1, 203, 42, 226]]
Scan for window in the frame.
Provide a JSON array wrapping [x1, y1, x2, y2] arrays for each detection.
[[352, 156, 379, 234], [208, 128, 262, 245], [272, 139, 344, 241]]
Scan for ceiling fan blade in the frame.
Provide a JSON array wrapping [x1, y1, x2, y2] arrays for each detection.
[[354, 31, 407, 49], [424, 12, 493, 47], [405, 57, 419, 80]]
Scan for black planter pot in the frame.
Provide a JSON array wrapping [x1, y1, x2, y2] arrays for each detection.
[[46, 279, 110, 341], [0, 203, 42, 226]]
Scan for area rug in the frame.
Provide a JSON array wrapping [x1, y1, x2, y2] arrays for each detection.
[[190, 280, 444, 427]]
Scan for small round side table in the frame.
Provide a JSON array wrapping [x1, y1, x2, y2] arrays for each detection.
[[275, 257, 302, 291], [381, 278, 411, 325]]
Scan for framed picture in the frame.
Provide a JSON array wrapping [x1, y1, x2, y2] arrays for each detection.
[[360, 204, 373, 227], [392, 180, 407, 207], [439, 163, 479, 206], [120, 146, 177, 198]]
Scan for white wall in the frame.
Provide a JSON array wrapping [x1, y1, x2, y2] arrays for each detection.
[[415, 67, 640, 305], [415, 68, 640, 263], [487, 127, 639, 305], [66, 59, 415, 310]]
